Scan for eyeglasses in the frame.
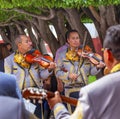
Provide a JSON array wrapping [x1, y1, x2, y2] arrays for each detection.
[[101, 48, 111, 52]]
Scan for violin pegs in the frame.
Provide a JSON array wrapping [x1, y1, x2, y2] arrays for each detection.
[[38, 99, 43, 104], [41, 91, 47, 98], [30, 89, 34, 94], [33, 99, 36, 104], [36, 90, 40, 94]]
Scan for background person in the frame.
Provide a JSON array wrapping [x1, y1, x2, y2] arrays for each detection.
[[0, 72, 38, 119], [0, 72, 22, 99], [5, 42, 13, 54], [0, 43, 10, 72]]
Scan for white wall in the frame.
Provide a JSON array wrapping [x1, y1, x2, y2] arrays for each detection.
[[84, 23, 98, 38]]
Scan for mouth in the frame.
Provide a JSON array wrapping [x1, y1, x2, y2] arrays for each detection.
[[29, 46, 33, 49], [73, 43, 79, 47]]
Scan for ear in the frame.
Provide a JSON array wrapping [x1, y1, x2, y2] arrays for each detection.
[[67, 39, 70, 44], [18, 43, 21, 47], [107, 50, 114, 62]]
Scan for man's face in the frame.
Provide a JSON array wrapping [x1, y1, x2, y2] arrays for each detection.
[[6, 44, 11, 51], [18, 36, 33, 54], [67, 32, 80, 48], [103, 48, 112, 70]]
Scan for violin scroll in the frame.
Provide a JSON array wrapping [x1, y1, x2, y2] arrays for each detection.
[[104, 67, 110, 75]]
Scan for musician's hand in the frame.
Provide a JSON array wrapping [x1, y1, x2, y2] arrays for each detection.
[[47, 91, 62, 109], [96, 61, 105, 69], [68, 73, 78, 80], [48, 62, 56, 72]]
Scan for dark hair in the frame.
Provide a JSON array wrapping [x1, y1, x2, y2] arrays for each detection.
[[104, 25, 120, 60], [4, 43, 13, 52], [65, 29, 79, 42], [0, 43, 10, 60]]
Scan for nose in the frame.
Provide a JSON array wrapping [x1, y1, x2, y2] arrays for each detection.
[[29, 41, 32, 45]]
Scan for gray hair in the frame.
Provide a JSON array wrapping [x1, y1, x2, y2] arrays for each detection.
[[104, 25, 120, 60], [14, 35, 23, 46]]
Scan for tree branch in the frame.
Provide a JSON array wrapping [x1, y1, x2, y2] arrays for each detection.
[[0, 15, 17, 26], [12, 8, 55, 20], [88, 6, 100, 22], [0, 22, 14, 27]]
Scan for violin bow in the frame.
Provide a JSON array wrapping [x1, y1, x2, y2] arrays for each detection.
[[81, 31, 88, 55], [77, 31, 88, 86], [79, 31, 88, 64]]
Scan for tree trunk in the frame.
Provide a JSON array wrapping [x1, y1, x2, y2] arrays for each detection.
[[37, 19, 59, 56], [51, 9, 67, 46], [99, 5, 118, 42]]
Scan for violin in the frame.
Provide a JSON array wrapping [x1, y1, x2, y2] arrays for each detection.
[[77, 45, 105, 65], [66, 45, 104, 65], [25, 49, 68, 72], [25, 49, 53, 68], [88, 53, 103, 65]]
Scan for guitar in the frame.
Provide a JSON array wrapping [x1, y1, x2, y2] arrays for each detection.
[[22, 87, 78, 106]]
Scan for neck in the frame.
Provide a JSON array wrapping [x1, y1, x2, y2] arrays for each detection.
[[110, 61, 120, 73], [18, 49, 26, 55], [70, 46, 78, 51]]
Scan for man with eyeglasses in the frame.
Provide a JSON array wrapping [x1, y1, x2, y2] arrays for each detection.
[[47, 25, 120, 119], [4, 35, 56, 119]]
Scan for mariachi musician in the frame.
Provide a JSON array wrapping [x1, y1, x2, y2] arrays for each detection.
[[4, 35, 56, 119], [54, 29, 105, 112]]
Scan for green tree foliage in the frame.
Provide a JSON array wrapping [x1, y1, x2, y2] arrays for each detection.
[[0, 0, 120, 22], [0, 0, 120, 9]]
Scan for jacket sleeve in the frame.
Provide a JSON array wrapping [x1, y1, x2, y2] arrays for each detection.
[[4, 55, 14, 74], [54, 53, 70, 83], [90, 63, 101, 75], [39, 67, 53, 80], [53, 101, 84, 119], [53, 103, 70, 119], [53, 87, 96, 119]]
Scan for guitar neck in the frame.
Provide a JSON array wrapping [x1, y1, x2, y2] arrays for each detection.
[[47, 91, 78, 106], [22, 88, 78, 106]]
